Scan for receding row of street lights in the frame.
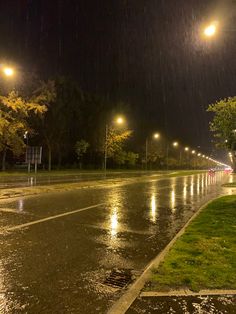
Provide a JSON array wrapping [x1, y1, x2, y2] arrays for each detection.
[[105, 118, 229, 171]]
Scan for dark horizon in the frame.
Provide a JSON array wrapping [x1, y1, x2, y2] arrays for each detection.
[[0, 0, 235, 163]]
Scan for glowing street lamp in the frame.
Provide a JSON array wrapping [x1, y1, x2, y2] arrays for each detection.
[[3, 67, 14, 77], [166, 141, 179, 170], [153, 133, 160, 139], [202, 20, 236, 39], [192, 150, 196, 154], [104, 116, 125, 172], [184, 147, 190, 168], [116, 116, 124, 124], [145, 132, 160, 171], [204, 22, 217, 37]]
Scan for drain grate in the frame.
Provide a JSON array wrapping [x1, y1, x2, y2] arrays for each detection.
[[104, 269, 133, 289]]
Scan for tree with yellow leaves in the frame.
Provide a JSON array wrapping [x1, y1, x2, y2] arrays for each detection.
[[0, 91, 47, 170]]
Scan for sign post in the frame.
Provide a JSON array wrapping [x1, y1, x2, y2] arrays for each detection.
[[25, 146, 42, 174]]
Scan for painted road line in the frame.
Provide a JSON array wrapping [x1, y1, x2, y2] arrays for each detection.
[[140, 290, 236, 297], [5, 203, 105, 232]]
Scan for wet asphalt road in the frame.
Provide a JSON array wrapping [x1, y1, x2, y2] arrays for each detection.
[[0, 172, 233, 313], [0, 172, 162, 189]]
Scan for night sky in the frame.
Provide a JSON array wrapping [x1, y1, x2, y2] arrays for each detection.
[[0, 0, 235, 161]]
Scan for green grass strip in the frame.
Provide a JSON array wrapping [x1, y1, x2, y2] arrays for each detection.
[[222, 182, 236, 187], [149, 195, 236, 292]]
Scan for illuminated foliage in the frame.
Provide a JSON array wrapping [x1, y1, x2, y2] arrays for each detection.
[[106, 128, 132, 158], [208, 97, 236, 171], [0, 91, 47, 169]]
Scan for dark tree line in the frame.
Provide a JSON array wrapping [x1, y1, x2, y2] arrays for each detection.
[[0, 76, 134, 170], [0, 75, 226, 171]]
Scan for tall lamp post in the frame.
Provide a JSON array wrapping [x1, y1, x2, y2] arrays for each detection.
[[191, 150, 196, 169], [166, 141, 178, 170], [184, 147, 189, 169], [145, 133, 160, 171], [104, 116, 124, 172]]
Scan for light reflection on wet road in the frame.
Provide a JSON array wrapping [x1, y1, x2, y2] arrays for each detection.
[[0, 172, 163, 189], [0, 172, 234, 313]]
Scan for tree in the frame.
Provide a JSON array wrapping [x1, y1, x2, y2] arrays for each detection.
[[75, 139, 90, 169], [34, 78, 83, 170], [207, 97, 236, 172], [114, 150, 139, 168], [0, 91, 47, 170], [106, 127, 132, 158], [29, 80, 56, 171]]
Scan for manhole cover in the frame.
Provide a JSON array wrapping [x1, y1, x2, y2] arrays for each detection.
[[104, 269, 133, 288]]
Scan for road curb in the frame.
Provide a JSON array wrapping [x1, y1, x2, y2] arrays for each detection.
[[140, 290, 236, 297], [107, 198, 218, 314]]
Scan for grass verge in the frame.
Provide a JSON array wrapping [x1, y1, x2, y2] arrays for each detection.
[[148, 195, 236, 292], [222, 182, 236, 188]]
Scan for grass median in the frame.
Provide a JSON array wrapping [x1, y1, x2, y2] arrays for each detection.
[[222, 182, 236, 188], [148, 195, 236, 292]]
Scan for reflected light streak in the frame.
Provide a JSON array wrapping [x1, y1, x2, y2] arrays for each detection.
[[110, 209, 118, 237], [183, 185, 187, 201], [150, 194, 157, 222], [18, 199, 24, 212], [106, 189, 122, 239], [183, 177, 187, 201], [171, 189, 176, 211], [197, 175, 200, 194], [190, 177, 194, 197], [201, 177, 205, 188]]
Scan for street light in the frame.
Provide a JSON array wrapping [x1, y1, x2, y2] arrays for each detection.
[[202, 20, 236, 39], [116, 117, 124, 124], [153, 133, 160, 139], [3, 67, 14, 77], [184, 147, 190, 168], [166, 141, 179, 170], [104, 115, 125, 172], [145, 132, 160, 171], [203, 22, 218, 37]]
